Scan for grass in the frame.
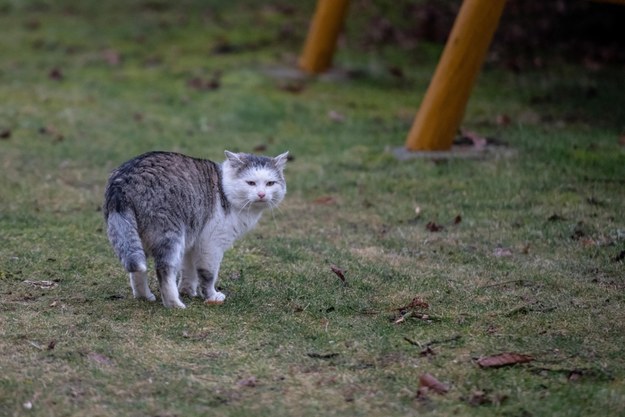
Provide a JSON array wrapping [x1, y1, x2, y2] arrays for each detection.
[[1, 1, 624, 416]]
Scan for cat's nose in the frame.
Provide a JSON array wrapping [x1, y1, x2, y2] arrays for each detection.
[[257, 191, 266, 199]]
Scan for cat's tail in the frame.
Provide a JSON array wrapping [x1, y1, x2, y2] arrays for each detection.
[[106, 210, 147, 273]]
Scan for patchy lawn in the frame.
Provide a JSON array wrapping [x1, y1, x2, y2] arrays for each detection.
[[1, 1, 624, 416]]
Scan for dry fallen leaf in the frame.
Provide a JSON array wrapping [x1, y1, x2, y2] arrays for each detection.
[[568, 370, 583, 382], [419, 373, 449, 394], [306, 352, 339, 359], [23, 280, 58, 289], [467, 389, 491, 406], [312, 196, 336, 205], [496, 114, 512, 127], [39, 125, 64, 142], [237, 376, 257, 388], [426, 221, 444, 232], [401, 296, 429, 311], [420, 346, 435, 357], [493, 247, 513, 257], [460, 130, 488, 149], [328, 110, 346, 122], [278, 82, 306, 94], [102, 48, 121, 66], [330, 264, 347, 286], [187, 74, 221, 91], [394, 296, 430, 324], [87, 352, 114, 366], [49, 67, 63, 81], [477, 352, 533, 368]]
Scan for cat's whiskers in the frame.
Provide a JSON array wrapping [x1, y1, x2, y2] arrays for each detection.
[[236, 199, 254, 216]]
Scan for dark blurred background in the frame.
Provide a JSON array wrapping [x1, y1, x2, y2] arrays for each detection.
[[345, 0, 625, 70]]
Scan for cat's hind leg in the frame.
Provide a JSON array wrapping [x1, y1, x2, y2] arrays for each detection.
[[129, 270, 156, 302], [197, 250, 226, 304], [153, 238, 186, 308], [178, 252, 199, 297]]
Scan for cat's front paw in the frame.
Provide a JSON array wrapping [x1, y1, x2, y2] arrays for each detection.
[[204, 291, 226, 305]]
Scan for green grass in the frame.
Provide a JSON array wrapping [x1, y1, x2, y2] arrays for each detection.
[[1, 1, 624, 416]]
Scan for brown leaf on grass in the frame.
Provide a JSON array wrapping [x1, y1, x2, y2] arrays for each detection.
[[24, 19, 41, 31], [39, 125, 64, 142], [467, 390, 492, 406], [211, 38, 237, 54], [571, 221, 589, 241], [330, 264, 347, 286], [182, 330, 210, 341], [0, 129, 11, 139], [459, 130, 487, 149], [401, 296, 429, 311], [426, 221, 444, 232], [49, 67, 63, 81], [420, 346, 436, 357], [87, 352, 114, 366], [47, 340, 56, 350], [187, 73, 221, 91], [387, 65, 404, 79], [306, 352, 339, 360], [236, 376, 257, 388], [419, 373, 449, 394], [453, 214, 462, 225], [312, 196, 336, 205], [394, 296, 429, 324], [568, 370, 583, 382], [496, 114, 512, 126], [477, 353, 533, 368], [102, 48, 121, 66], [252, 144, 267, 153], [547, 213, 566, 222], [23, 280, 58, 289], [278, 82, 306, 94], [493, 247, 513, 257], [328, 110, 346, 123]]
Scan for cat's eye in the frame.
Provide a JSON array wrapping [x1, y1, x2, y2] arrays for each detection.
[[246, 181, 256, 186], [266, 181, 276, 187]]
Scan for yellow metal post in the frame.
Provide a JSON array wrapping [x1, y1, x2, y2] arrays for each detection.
[[405, 0, 507, 151], [298, 0, 350, 74]]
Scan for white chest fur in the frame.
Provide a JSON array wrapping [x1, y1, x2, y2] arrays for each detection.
[[198, 210, 262, 254]]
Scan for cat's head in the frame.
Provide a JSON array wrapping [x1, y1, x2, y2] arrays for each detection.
[[222, 151, 289, 211]]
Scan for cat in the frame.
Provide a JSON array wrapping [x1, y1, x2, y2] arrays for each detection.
[[103, 150, 288, 308]]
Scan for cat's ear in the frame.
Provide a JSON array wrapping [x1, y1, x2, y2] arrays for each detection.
[[274, 151, 289, 170], [224, 150, 245, 168]]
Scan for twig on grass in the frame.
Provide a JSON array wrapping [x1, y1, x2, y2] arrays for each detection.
[[505, 303, 556, 317], [478, 279, 526, 289], [306, 352, 339, 360]]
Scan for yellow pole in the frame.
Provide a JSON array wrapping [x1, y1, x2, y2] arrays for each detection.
[[298, 0, 350, 74], [405, 0, 507, 151]]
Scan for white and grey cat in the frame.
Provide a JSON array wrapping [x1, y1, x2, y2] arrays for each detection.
[[103, 150, 288, 308]]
